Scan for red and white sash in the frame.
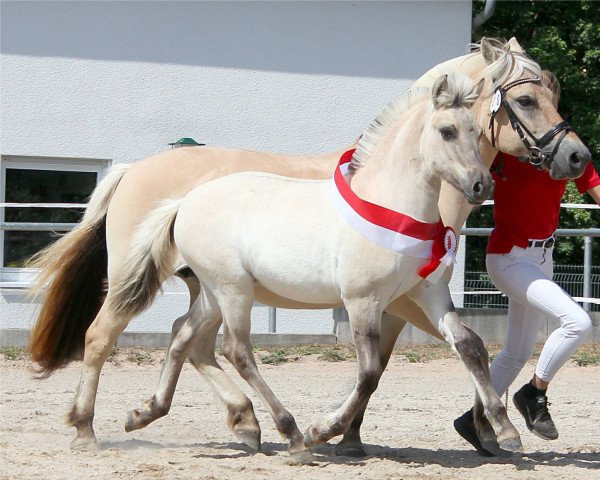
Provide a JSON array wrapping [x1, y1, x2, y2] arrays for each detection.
[[328, 150, 457, 283]]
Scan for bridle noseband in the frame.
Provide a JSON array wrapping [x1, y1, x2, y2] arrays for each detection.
[[489, 76, 571, 168]]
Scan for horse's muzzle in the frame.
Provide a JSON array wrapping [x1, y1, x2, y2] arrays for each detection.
[[548, 138, 591, 180]]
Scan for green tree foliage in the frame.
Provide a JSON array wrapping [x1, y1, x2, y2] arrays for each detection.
[[466, 0, 599, 271]]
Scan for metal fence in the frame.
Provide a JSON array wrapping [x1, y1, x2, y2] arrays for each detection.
[[464, 265, 600, 312], [2, 202, 599, 328]]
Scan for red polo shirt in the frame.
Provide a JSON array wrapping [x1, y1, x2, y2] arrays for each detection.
[[487, 155, 600, 254]]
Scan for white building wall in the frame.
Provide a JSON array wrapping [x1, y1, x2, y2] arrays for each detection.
[[1, 1, 472, 334]]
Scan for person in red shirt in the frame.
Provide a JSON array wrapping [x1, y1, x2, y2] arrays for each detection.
[[455, 154, 600, 457]]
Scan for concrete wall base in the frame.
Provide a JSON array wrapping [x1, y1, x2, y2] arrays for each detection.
[[2, 309, 599, 349]]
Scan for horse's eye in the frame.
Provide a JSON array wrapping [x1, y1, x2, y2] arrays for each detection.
[[516, 96, 534, 108], [440, 126, 456, 141]]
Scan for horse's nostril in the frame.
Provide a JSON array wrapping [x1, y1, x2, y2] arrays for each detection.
[[570, 151, 582, 165], [473, 181, 483, 195]]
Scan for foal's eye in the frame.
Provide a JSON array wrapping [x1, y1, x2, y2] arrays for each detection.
[[440, 127, 456, 141], [516, 96, 534, 108]]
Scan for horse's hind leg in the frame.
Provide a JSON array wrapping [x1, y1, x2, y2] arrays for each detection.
[[407, 281, 522, 455], [305, 298, 384, 449], [216, 283, 311, 461], [67, 299, 132, 450], [335, 313, 407, 457]]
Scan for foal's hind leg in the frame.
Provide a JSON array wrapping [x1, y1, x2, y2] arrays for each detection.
[[407, 281, 522, 455], [67, 300, 132, 450], [216, 282, 311, 461], [125, 294, 262, 449], [188, 321, 262, 450], [335, 313, 407, 457], [305, 298, 384, 449]]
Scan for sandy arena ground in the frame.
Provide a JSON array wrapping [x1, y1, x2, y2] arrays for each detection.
[[1, 347, 599, 480]]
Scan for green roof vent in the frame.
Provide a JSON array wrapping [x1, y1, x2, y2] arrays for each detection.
[[168, 137, 205, 148]]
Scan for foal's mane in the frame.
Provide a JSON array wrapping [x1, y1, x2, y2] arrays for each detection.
[[351, 74, 478, 173]]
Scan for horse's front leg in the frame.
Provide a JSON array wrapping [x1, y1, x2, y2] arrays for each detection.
[[334, 312, 406, 457], [406, 281, 522, 455], [305, 298, 384, 449]]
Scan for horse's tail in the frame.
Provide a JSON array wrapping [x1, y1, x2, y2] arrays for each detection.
[[108, 198, 182, 319], [28, 164, 131, 377]]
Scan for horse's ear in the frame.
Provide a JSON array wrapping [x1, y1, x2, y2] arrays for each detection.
[[541, 69, 561, 108], [432, 74, 449, 109], [480, 37, 498, 65], [506, 37, 524, 53]]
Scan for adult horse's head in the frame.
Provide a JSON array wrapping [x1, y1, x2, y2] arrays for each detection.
[[421, 74, 493, 205], [472, 37, 591, 179]]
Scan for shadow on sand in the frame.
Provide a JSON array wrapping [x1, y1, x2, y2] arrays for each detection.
[[99, 438, 599, 470]]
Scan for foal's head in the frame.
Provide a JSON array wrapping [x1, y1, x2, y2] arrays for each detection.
[[421, 74, 494, 205]]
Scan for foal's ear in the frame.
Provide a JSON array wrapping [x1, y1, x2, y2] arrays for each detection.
[[432, 74, 449, 109]]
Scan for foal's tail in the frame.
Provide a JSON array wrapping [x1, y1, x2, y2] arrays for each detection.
[[108, 198, 182, 319], [28, 164, 130, 377]]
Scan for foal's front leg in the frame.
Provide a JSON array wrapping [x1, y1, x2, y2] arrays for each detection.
[[216, 283, 311, 461], [407, 281, 522, 454], [304, 298, 384, 448], [334, 312, 406, 457]]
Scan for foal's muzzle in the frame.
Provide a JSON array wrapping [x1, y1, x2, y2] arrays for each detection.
[[466, 173, 495, 205]]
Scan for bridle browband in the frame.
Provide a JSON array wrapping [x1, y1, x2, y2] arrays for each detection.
[[489, 76, 571, 168]]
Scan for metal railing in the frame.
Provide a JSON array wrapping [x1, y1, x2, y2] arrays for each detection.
[[461, 227, 600, 312], [464, 266, 600, 311], [2, 202, 599, 328]]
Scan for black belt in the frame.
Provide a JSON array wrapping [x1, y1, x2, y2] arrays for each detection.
[[527, 237, 555, 249]]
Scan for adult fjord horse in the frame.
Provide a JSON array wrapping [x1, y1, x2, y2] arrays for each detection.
[[28, 38, 590, 453], [113, 73, 503, 460], [124, 38, 591, 457]]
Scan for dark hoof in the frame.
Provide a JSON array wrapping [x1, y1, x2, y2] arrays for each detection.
[[334, 443, 367, 457], [288, 448, 316, 464], [233, 427, 261, 452], [124, 409, 148, 432], [480, 437, 518, 458], [70, 436, 98, 451], [498, 437, 523, 454]]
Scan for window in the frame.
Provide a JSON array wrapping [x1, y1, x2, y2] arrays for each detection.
[[0, 155, 110, 284]]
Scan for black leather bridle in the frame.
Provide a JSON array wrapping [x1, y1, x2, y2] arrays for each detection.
[[489, 76, 571, 168]]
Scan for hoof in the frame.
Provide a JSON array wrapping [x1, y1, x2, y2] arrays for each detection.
[[334, 442, 366, 457], [498, 437, 523, 454], [480, 437, 518, 458], [124, 409, 150, 432], [233, 426, 261, 451], [288, 448, 315, 465], [303, 428, 322, 449], [70, 435, 98, 451]]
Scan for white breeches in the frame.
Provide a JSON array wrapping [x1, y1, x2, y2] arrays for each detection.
[[486, 245, 592, 395]]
